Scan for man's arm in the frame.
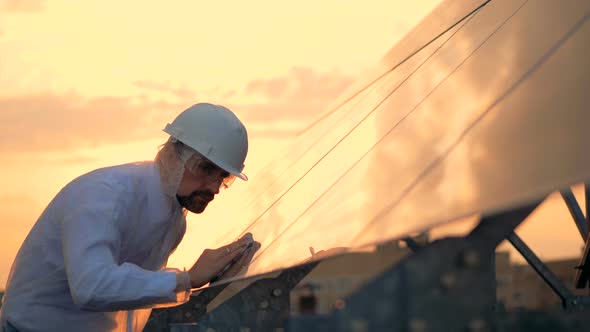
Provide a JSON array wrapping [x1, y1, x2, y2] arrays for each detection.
[[60, 181, 188, 311]]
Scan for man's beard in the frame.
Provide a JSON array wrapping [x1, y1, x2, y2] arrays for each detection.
[[176, 190, 214, 213]]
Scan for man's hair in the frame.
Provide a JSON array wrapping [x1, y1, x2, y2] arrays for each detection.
[[155, 138, 189, 196]]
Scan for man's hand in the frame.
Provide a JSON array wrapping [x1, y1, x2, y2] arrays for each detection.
[[188, 233, 260, 288]]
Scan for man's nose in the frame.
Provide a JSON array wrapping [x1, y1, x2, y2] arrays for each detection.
[[206, 178, 221, 195]]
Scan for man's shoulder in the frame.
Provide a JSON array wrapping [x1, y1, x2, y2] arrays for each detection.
[[67, 161, 157, 194]]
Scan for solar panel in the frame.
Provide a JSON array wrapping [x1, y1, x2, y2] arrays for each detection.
[[197, 0, 590, 286]]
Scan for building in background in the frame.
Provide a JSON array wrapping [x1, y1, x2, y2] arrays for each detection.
[[496, 253, 587, 310], [290, 235, 426, 315]]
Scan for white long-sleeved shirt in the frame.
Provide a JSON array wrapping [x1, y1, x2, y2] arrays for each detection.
[[0, 161, 189, 332]]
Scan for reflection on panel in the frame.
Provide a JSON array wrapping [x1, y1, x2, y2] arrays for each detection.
[[307, 0, 490, 133], [201, 0, 590, 286], [354, 0, 590, 244], [199, 2, 475, 251], [239, 0, 528, 276], [232, 21, 470, 274]]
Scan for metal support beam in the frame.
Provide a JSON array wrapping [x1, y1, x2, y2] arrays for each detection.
[[146, 262, 318, 331], [585, 183, 590, 224], [145, 284, 230, 331], [401, 236, 422, 252], [574, 184, 590, 289], [558, 186, 590, 289], [575, 233, 590, 289], [192, 262, 319, 332], [467, 201, 541, 251], [507, 232, 575, 308], [560, 189, 589, 239]]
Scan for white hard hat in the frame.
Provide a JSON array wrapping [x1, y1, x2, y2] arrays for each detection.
[[163, 103, 249, 181]]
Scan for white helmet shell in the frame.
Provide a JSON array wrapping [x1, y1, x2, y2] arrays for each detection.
[[163, 103, 248, 180]]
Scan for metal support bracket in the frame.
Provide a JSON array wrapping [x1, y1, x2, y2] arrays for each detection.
[[560, 189, 589, 239], [145, 283, 231, 331], [146, 262, 319, 331], [507, 232, 576, 308], [190, 261, 319, 332], [575, 183, 590, 289], [576, 233, 590, 289]]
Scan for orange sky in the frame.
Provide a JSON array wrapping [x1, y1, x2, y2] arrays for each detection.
[[0, 0, 585, 289]]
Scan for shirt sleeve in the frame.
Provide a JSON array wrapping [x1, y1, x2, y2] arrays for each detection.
[[60, 180, 190, 311]]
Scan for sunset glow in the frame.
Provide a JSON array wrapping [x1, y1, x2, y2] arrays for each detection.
[[1, 0, 584, 289]]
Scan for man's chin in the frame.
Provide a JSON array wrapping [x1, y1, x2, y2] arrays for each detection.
[[186, 201, 208, 214], [187, 207, 206, 214], [177, 194, 212, 213]]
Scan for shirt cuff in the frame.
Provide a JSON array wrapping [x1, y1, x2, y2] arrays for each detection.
[[174, 269, 192, 303]]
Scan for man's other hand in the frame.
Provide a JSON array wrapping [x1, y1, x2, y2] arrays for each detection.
[[188, 233, 260, 288]]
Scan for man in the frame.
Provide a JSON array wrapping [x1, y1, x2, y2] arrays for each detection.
[[0, 103, 260, 332]]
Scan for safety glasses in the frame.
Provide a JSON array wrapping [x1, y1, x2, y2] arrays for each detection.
[[185, 156, 236, 190]]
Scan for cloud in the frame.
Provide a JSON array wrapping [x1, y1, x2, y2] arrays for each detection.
[[231, 67, 355, 124], [0, 0, 45, 13], [0, 67, 355, 152], [246, 76, 290, 98], [244, 67, 354, 107], [133, 81, 197, 100], [0, 94, 184, 153], [0, 0, 45, 38]]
